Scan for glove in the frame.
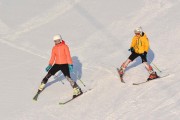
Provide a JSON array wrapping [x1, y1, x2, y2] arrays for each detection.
[[45, 65, 52, 72], [128, 47, 134, 52], [68, 64, 73, 73], [142, 51, 147, 56]]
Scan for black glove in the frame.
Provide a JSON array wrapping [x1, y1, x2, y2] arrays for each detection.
[[128, 47, 134, 52], [142, 51, 147, 56]]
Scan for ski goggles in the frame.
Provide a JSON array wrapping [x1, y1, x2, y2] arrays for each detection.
[[135, 33, 140, 35], [54, 40, 61, 43]]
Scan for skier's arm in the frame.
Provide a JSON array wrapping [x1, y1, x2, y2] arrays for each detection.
[[130, 37, 136, 48], [144, 38, 149, 52], [49, 48, 55, 65], [65, 45, 73, 64]]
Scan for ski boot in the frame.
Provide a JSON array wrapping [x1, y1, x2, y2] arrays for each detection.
[[147, 72, 159, 81], [72, 87, 83, 98], [38, 83, 45, 91], [119, 67, 125, 76], [33, 83, 45, 101], [117, 67, 125, 83]]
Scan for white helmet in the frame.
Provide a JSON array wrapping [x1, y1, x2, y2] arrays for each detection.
[[53, 34, 62, 41], [134, 27, 143, 34]]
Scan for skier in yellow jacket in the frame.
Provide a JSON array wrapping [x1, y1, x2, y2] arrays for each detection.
[[119, 27, 158, 81]]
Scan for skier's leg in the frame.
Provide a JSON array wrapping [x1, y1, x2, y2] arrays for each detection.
[[38, 73, 52, 91], [34, 72, 53, 100], [66, 76, 76, 88], [119, 59, 131, 74], [65, 76, 83, 96], [38, 64, 59, 91], [141, 55, 158, 80], [140, 53, 154, 74], [119, 52, 138, 74], [60, 64, 75, 88], [60, 64, 82, 97], [143, 62, 158, 80], [143, 62, 154, 74]]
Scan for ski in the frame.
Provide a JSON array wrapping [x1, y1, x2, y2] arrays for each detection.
[[33, 93, 39, 101], [59, 89, 92, 105], [133, 74, 170, 85], [33, 90, 42, 101], [133, 80, 150, 85], [117, 68, 125, 83], [59, 94, 82, 105]]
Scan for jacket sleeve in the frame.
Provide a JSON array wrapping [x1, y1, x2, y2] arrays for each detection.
[[144, 36, 149, 52], [64, 45, 73, 64], [130, 36, 136, 48], [49, 47, 55, 65]]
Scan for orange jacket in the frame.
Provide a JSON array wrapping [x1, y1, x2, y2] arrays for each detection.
[[130, 33, 149, 54], [49, 40, 73, 65]]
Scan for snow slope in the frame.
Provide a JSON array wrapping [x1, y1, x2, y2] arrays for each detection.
[[1, 0, 180, 120]]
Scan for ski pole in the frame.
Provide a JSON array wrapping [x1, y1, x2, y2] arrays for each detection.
[[54, 74, 65, 84], [59, 79, 65, 84], [73, 71, 86, 87], [150, 61, 162, 73]]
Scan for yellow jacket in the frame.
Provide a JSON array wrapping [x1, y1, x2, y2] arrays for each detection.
[[130, 33, 149, 54]]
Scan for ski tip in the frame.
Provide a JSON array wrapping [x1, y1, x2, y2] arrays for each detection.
[[121, 80, 125, 83], [132, 83, 138, 85], [120, 76, 125, 83], [33, 96, 38, 101], [33, 99, 37, 101]]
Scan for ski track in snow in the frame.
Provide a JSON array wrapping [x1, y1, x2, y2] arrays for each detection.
[[0, 38, 48, 59], [2, 0, 81, 41]]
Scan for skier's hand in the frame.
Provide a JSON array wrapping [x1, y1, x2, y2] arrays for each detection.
[[143, 51, 147, 55], [45, 65, 52, 72], [68, 64, 73, 72], [128, 47, 134, 52], [142, 51, 147, 56]]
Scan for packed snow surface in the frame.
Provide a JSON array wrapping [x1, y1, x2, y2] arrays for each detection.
[[0, 0, 180, 120]]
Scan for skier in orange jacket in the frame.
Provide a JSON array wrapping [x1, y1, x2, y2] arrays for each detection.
[[119, 27, 158, 81], [37, 34, 82, 99]]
